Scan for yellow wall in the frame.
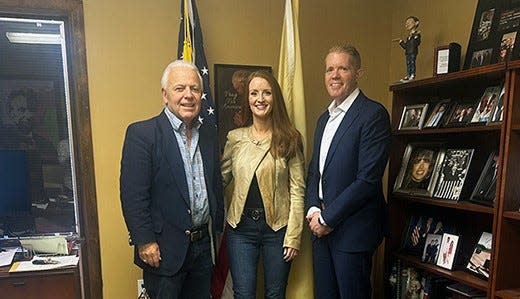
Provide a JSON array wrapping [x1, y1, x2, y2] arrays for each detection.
[[389, 1, 478, 83], [82, 0, 477, 298]]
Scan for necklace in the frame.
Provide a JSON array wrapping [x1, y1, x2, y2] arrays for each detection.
[[251, 126, 271, 145]]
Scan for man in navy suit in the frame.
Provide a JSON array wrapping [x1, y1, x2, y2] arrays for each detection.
[[120, 60, 224, 299], [306, 45, 391, 298]]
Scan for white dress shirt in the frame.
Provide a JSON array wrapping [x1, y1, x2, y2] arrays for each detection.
[[307, 88, 359, 225]]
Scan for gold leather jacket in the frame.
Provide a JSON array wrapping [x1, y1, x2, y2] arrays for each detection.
[[221, 127, 305, 250]]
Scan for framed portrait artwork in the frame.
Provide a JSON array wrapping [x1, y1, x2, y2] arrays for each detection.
[[445, 101, 477, 127], [393, 143, 444, 197], [469, 86, 502, 124], [433, 148, 475, 201], [424, 99, 451, 128], [421, 233, 443, 264], [398, 103, 429, 130], [466, 231, 492, 279], [464, 1, 520, 69], [214, 64, 272, 150], [436, 233, 460, 270], [469, 151, 498, 206]]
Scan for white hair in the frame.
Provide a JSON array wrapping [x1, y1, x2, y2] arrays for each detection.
[[160, 60, 203, 90]]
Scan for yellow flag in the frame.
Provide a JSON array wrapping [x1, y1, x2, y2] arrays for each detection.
[[182, 0, 193, 62], [278, 1, 313, 298], [278, 0, 307, 147]]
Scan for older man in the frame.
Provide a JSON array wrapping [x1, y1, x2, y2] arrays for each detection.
[[120, 60, 224, 299]]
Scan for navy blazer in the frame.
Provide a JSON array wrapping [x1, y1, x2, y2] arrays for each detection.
[[120, 111, 224, 276], [305, 91, 391, 252]]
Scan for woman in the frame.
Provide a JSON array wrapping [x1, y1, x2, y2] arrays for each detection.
[[221, 70, 305, 298]]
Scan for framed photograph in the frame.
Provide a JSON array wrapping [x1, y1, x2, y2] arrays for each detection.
[[469, 48, 493, 68], [470, 152, 498, 206], [490, 86, 506, 123], [421, 233, 443, 264], [434, 148, 474, 201], [436, 233, 460, 270], [424, 99, 451, 128], [470, 86, 502, 124], [466, 232, 492, 279], [398, 103, 429, 130], [402, 215, 451, 256], [498, 31, 517, 62], [465, 1, 520, 69], [214, 64, 272, 150], [445, 101, 477, 127], [393, 143, 445, 197]]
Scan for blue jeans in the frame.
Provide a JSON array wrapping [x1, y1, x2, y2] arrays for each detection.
[[227, 216, 291, 299], [406, 53, 417, 77], [143, 235, 212, 299]]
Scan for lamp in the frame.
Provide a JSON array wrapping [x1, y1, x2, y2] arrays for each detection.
[[6, 32, 61, 44]]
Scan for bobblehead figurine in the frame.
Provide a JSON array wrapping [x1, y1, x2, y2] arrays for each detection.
[[393, 16, 421, 82]]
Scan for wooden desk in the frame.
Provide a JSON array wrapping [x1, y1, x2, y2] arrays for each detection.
[[0, 264, 80, 298]]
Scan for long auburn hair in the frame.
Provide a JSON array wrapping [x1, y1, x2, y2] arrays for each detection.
[[240, 70, 303, 160]]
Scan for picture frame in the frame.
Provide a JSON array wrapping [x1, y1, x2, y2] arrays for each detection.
[[421, 233, 443, 264], [214, 64, 272, 151], [445, 101, 477, 127], [466, 232, 492, 279], [469, 151, 498, 206], [401, 214, 451, 256], [434, 148, 475, 201], [398, 103, 429, 130], [464, 1, 520, 69], [424, 99, 451, 128], [490, 86, 506, 123], [436, 233, 460, 270], [433, 43, 461, 76], [470, 86, 502, 124], [393, 143, 445, 197]]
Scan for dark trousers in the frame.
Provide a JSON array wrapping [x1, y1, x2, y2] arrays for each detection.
[[312, 237, 373, 299], [143, 235, 212, 299]]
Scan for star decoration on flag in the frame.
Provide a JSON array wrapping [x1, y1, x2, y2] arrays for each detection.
[[207, 106, 214, 115], [201, 66, 209, 75], [201, 93, 207, 100], [198, 115, 204, 123]]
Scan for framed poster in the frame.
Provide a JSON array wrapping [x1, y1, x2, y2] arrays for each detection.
[[464, 1, 520, 69], [214, 64, 272, 151], [393, 143, 445, 197]]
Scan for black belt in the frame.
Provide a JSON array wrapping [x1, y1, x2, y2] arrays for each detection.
[[186, 225, 208, 242], [243, 208, 265, 221]]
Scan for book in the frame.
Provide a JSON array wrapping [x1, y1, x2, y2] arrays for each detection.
[[447, 282, 486, 298]]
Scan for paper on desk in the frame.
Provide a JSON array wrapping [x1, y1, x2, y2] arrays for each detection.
[[9, 255, 79, 272], [0, 248, 17, 267]]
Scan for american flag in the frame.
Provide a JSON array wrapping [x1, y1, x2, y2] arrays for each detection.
[[177, 0, 216, 129], [177, 1, 231, 298]]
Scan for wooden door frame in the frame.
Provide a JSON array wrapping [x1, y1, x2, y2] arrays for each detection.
[[0, 1, 102, 298]]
